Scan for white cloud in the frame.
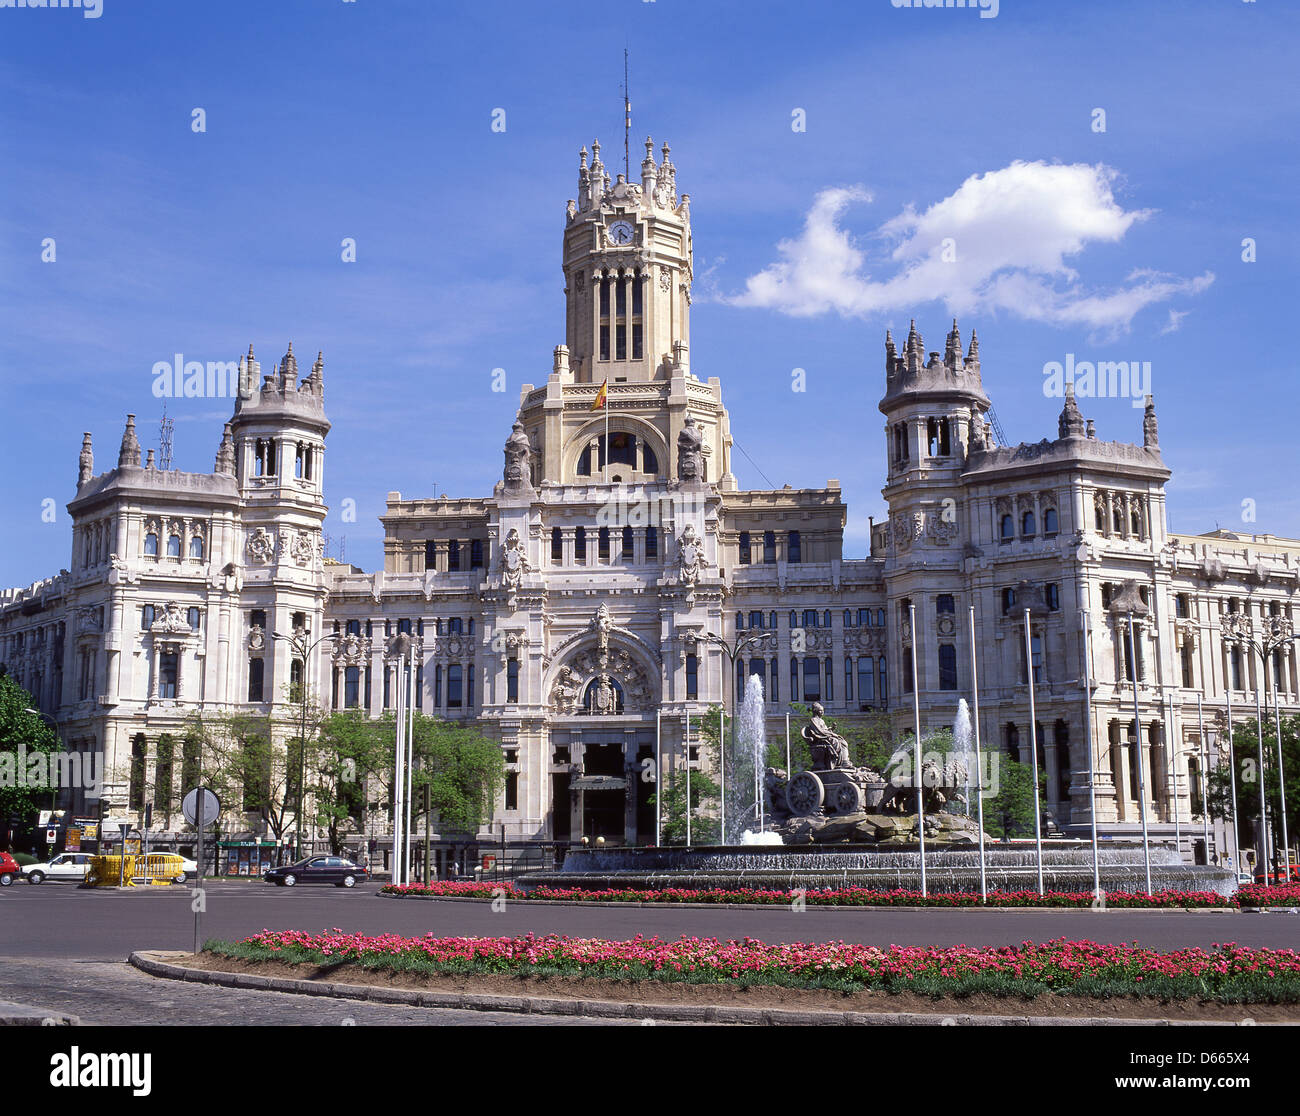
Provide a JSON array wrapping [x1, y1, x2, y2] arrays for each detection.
[[727, 161, 1213, 334]]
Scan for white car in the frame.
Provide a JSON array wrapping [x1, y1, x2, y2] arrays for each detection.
[[24, 852, 94, 884]]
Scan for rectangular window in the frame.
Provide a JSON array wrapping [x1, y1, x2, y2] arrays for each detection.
[[505, 771, 519, 811], [598, 526, 610, 560], [938, 644, 958, 691], [788, 531, 802, 563], [763, 531, 776, 564], [246, 657, 262, 702], [467, 664, 475, 708], [448, 664, 463, 708], [552, 528, 563, 562], [575, 526, 586, 563], [738, 531, 751, 565], [685, 654, 698, 700], [470, 539, 484, 569], [507, 658, 519, 703], [646, 526, 658, 559], [425, 539, 437, 570], [858, 658, 874, 704], [447, 539, 460, 570], [823, 658, 832, 701], [621, 526, 634, 560], [802, 657, 820, 701]]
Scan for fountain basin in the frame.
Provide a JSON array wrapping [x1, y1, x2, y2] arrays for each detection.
[[519, 842, 1237, 897]]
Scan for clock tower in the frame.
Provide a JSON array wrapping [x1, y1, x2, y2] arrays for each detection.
[[562, 137, 693, 384]]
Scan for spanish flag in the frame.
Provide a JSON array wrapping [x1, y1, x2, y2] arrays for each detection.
[[590, 379, 608, 411]]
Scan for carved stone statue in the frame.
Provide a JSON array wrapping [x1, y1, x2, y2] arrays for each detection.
[[802, 702, 852, 770], [1143, 395, 1159, 448], [676, 523, 710, 593], [502, 421, 534, 494], [1058, 385, 1086, 439], [676, 415, 704, 482], [499, 527, 531, 607]]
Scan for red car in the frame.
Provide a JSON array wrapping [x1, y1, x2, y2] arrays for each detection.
[[0, 851, 21, 888]]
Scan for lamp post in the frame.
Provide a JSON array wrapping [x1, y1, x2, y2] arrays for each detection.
[[1110, 581, 1153, 894], [271, 626, 337, 862], [24, 707, 60, 812], [704, 629, 763, 843], [1220, 610, 1293, 885]]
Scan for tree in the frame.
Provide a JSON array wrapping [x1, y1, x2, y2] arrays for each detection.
[[651, 706, 721, 845], [0, 673, 58, 836], [408, 714, 507, 837], [313, 709, 397, 854], [197, 710, 291, 840], [1206, 713, 1299, 869]]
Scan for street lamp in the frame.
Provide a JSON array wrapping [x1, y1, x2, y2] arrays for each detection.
[[272, 626, 337, 862], [1220, 610, 1294, 884], [24, 707, 59, 811], [704, 628, 764, 843]]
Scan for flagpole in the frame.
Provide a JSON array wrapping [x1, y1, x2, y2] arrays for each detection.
[[684, 712, 691, 847], [1226, 682, 1242, 877], [968, 604, 987, 903], [908, 603, 925, 897], [1081, 607, 1100, 901], [655, 710, 662, 848], [1024, 609, 1044, 894]]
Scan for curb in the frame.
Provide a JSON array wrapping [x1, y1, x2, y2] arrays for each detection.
[[127, 950, 1256, 1027], [375, 892, 1243, 914], [0, 1000, 80, 1026]]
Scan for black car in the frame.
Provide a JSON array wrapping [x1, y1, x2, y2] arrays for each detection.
[[264, 856, 368, 888]]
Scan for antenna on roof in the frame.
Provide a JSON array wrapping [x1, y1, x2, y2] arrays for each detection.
[[159, 404, 174, 471], [623, 47, 631, 180]]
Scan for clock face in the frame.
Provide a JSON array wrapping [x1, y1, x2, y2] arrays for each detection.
[[609, 220, 634, 245]]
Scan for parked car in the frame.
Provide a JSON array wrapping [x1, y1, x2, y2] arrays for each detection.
[[264, 856, 368, 888], [0, 851, 22, 887], [22, 852, 94, 885]]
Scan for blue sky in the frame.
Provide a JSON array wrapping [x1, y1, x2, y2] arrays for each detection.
[[2, 0, 1298, 587]]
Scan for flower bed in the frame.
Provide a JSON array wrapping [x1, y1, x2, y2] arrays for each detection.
[[1235, 883, 1300, 908], [208, 930, 1300, 1002], [381, 880, 1232, 908]]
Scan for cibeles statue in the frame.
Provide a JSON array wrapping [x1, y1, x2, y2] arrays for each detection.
[[676, 415, 704, 483], [502, 421, 534, 496], [801, 702, 852, 770]]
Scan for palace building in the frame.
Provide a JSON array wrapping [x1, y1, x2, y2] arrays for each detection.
[[3, 134, 1296, 862]]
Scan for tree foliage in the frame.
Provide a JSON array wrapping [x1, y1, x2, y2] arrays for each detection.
[[651, 706, 721, 845], [0, 672, 59, 827], [1206, 713, 1299, 866]]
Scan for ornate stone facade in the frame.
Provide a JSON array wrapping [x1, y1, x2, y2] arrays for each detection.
[[4, 135, 1298, 863]]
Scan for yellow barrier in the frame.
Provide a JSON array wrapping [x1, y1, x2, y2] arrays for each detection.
[[85, 855, 136, 887], [132, 854, 187, 886]]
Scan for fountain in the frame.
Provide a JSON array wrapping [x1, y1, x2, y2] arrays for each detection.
[[520, 703, 1237, 896], [725, 675, 776, 845]]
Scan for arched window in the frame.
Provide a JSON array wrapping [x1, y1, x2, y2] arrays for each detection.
[[1021, 511, 1036, 537], [187, 607, 201, 630], [736, 611, 745, 631], [188, 534, 203, 559], [1131, 507, 1143, 537], [748, 611, 764, 630], [144, 532, 158, 556], [876, 608, 885, 627], [1002, 587, 1017, 614], [789, 610, 798, 629], [166, 534, 181, 557], [844, 609, 853, 628], [1000, 514, 1014, 540], [642, 442, 659, 475], [1043, 507, 1059, 535], [1095, 504, 1105, 531], [577, 444, 592, 476]]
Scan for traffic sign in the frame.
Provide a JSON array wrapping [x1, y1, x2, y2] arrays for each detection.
[[182, 787, 220, 829]]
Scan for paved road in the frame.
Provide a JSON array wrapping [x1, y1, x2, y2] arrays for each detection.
[[0, 958, 628, 1026], [3, 880, 1297, 958]]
